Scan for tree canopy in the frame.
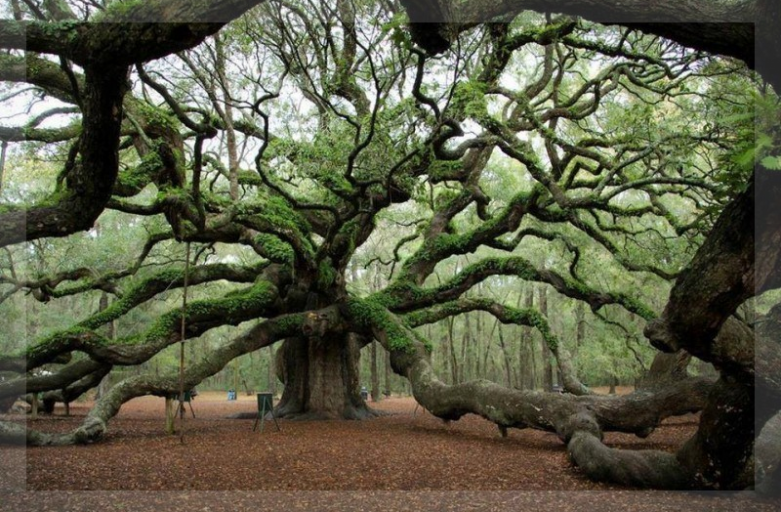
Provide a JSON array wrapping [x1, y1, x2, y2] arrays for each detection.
[[0, 0, 779, 493]]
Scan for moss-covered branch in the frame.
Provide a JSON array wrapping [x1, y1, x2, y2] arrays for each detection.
[[405, 297, 589, 395], [14, 279, 279, 371], [382, 256, 656, 321], [0, 307, 345, 446], [0, 359, 105, 401], [346, 297, 705, 428], [343, 298, 715, 488]]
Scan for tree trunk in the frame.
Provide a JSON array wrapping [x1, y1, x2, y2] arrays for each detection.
[[637, 351, 692, 390], [497, 324, 513, 387], [384, 349, 391, 397], [518, 287, 534, 389], [439, 328, 450, 384], [447, 317, 458, 384], [575, 301, 585, 358], [539, 286, 554, 391], [370, 340, 380, 401], [460, 313, 471, 380], [275, 334, 375, 419], [268, 346, 277, 396]]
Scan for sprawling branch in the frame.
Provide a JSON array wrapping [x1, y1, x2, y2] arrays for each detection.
[[1, 278, 280, 373], [384, 256, 655, 320], [0, 306, 345, 445], [1, 0, 267, 66], [399, 0, 777, 88], [0, 0, 267, 249], [405, 297, 589, 395], [345, 297, 710, 439]]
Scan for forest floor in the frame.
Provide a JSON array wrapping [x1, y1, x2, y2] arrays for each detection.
[[1, 390, 778, 511]]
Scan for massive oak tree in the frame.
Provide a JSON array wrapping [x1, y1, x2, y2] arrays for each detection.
[[0, 0, 779, 493]]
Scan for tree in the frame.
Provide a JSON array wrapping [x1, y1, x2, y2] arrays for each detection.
[[0, 0, 779, 493], [399, 0, 780, 90]]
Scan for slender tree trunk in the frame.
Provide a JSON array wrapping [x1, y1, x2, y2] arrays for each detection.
[[474, 306, 483, 378], [575, 301, 585, 358], [384, 349, 391, 397], [497, 324, 513, 387], [440, 324, 450, 385], [447, 317, 458, 383], [215, 34, 239, 201], [370, 340, 380, 401], [95, 292, 114, 402], [483, 318, 497, 382], [518, 286, 534, 389], [461, 313, 472, 381], [539, 286, 554, 391], [268, 346, 277, 396]]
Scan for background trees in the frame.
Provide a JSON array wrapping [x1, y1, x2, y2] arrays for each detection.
[[0, 0, 778, 492]]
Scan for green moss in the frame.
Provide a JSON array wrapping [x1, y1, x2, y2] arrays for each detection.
[[607, 293, 656, 321], [125, 279, 277, 346], [346, 297, 416, 353], [37, 188, 75, 208], [116, 150, 162, 192], [255, 233, 295, 264], [273, 313, 305, 333], [428, 161, 463, 182], [27, 326, 105, 362], [237, 170, 264, 187], [235, 195, 312, 246], [452, 80, 489, 120], [135, 101, 180, 132], [317, 258, 337, 290]]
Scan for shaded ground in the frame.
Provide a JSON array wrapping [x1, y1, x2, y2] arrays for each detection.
[[1, 392, 778, 511]]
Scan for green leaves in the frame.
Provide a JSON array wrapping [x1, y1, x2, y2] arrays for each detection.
[[761, 155, 781, 170]]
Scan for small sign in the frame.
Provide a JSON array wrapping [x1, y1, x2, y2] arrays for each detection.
[[253, 392, 280, 433], [257, 392, 273, 411]]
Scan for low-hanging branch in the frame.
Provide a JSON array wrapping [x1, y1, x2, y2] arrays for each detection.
[[0, 359, 105, 401], [0, 307, 342, 446], [345, 297, 711, 445], [1, 278, 280, 373], [404, 297, 589, 395]]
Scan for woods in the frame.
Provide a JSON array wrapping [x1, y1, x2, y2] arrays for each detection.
[[1, 0, 779, 495]]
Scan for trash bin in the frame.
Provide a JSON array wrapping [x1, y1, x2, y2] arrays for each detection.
[[360, 386, 369, 401], [227, 389, 236, 401]]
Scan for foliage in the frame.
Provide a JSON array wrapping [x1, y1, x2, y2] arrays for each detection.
[[0, 2, 771, 410]]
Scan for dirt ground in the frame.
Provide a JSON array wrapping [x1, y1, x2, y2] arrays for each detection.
[[1, 392, 778, 511]]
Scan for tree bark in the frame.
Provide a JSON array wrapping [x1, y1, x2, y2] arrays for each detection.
[[370, 340, 380, 401], [384, 349, 391, 397], [518, 287, 534, 389], [275, 334, 375, 419], [539, 286, 554, 391], [497, 324, 513, 387], [398, 0, 780, 90]]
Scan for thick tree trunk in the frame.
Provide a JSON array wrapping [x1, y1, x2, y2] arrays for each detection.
[[275, 334, 375, 419]]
